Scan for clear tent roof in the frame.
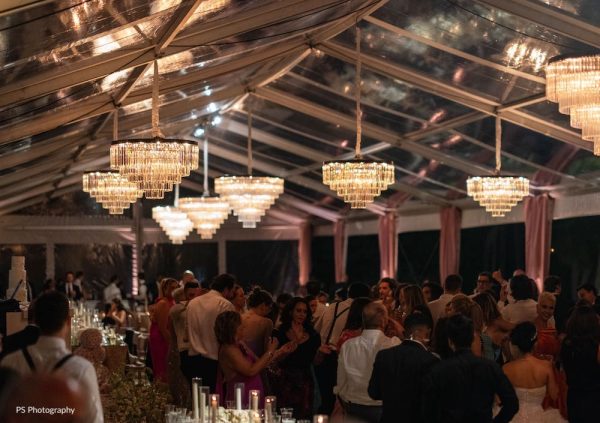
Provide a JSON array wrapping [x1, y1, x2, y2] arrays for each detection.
[[0, 0, 599, 221]]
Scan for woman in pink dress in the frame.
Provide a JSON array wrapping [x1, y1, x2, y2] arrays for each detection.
[[149, 278, 178, 383], [215, 311, 293, 406]]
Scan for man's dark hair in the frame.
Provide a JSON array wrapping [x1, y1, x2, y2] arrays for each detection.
[[348, 282, 370, 299], [444, 274, 463, 293], [211, 273, 236, 292], [379, 277, 398, 290], [446, 314, 474, 349], [577, 283, 598, 296], [183, 281, 199, 292], [33, 292, 70, 335], [305, 280, 320, 297], [276, 292, 293, 305], [510, 274, 533, 301], [404, 312, 433, 335], [544, 275, 561, 293], [247, 288, 273, 309], [478, 271, 493, 282], [65, 271, 74, 277]]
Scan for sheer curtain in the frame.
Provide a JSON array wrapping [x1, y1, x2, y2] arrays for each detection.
[[378, 211, 398, 279], [333, 219, 347, 283], [439, 206, 462, 283], [524, 194, 554, 292], [298, 221, 312, 286]]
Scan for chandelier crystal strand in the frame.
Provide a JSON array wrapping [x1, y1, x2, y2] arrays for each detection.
[[179, 129, 230, 239], [110, 59, 199, 199], [322, 24, 394, 208], [215, 99, 284, 228], [466, 117, 529, 217], [546, 54, 600, 154]]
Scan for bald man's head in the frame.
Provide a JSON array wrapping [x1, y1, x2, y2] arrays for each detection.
[[362, 301, 388, 330], [2, 374, 86, 423]]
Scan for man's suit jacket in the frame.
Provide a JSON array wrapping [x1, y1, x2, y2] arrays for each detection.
[[368, 340, 439, 423]]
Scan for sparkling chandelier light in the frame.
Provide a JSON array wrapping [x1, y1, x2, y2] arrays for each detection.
[[215, 102, 284, 228], [152, 186, 193, 244], [110, 60, 199, 199], [466, 118, 529, 217], [82, 111, 142, 214], [546, 54, 600, 155], [321, 25, 394, 208], [179, 130, 230, 239]]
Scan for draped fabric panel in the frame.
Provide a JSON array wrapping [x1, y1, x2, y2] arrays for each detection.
[[524, 194, 554, 292], [298, 221, 312, 286], [439, 207, 462, 284], [333, 219, 347, 283], [378, 211, 398, 279]]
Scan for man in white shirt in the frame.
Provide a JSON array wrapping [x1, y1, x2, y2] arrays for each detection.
[[336, 301, 400, 423], [314, 283, 371, 414], [1, 291, 103, 423], [103, 275, 121, 304], [186, 273, 235, 392], [428, 274, 462, 325], [502, 274, 541, 324], [170, 281, 200, 385]]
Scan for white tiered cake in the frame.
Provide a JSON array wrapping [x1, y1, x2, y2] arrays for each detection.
[[8, 256, 26, 299]]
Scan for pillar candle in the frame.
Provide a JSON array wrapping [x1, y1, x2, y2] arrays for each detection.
[[249, 390, 259, 411], [234, 383, 244, 410]]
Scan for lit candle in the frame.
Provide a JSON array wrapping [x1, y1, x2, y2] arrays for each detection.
[[313, 415, 329, 423], [234, 383, 244, 410], [210, 394, 219, 423], [265, 396, 276, 423], [191, 378, 201, 420], [249, 390, 259, 411]]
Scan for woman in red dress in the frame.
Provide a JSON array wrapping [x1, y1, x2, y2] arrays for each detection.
[[149, 278, 178, 383]]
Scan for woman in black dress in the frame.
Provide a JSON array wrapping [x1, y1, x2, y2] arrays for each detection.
[[561, 304, 600, 423], [271, 297, 322, 419]]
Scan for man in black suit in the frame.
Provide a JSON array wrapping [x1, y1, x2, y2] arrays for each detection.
[[368, 312, 438, 423], [58, 271, 82, 301], [421, 315, 518, 423]]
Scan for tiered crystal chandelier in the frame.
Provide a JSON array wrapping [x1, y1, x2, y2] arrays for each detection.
[[83, 171, 142, 214], [546, 54, 600, 155], [322, 25, 394, 208], [179, 129, 230, 239], [152, 185, 193, 244], [466, 118, 529, 217], [215, 102, 284, 228], [110, 60, 199, 199], [82, 111, 143, 214]]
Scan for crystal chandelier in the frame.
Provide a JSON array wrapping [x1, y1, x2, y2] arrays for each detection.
[[82, 171, 142, 214], [546, 54, 600, 155], [466, 118, 530, 217], [110, 60, 199, 199], [322, 25, 394, 208], [82, 111, 142, 214], [179, 128, 230, 239], [215, 101, 284, 228], [152, 186, 193, 244]]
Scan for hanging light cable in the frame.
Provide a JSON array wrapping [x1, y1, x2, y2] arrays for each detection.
[[322, 24, 395, 208], [110, 59, 199, 199], [215, 97, 284, 228], [179, 125, 230, 239], [466, 118, 529, 217]]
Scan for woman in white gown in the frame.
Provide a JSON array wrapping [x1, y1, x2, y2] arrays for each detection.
[[501, 322, 566, 422]]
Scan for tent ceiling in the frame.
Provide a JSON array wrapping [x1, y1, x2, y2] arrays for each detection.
[[1, 0, 600, 223]]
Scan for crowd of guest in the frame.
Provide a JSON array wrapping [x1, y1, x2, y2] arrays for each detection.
[[1, 268, 600, 422]]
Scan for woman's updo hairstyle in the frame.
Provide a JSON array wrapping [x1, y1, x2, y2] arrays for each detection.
[[510, 321, 538, 353], [247, 287, 273, 309]]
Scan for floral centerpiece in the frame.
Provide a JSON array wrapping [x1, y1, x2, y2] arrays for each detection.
[[103, 373, 171, 422]]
